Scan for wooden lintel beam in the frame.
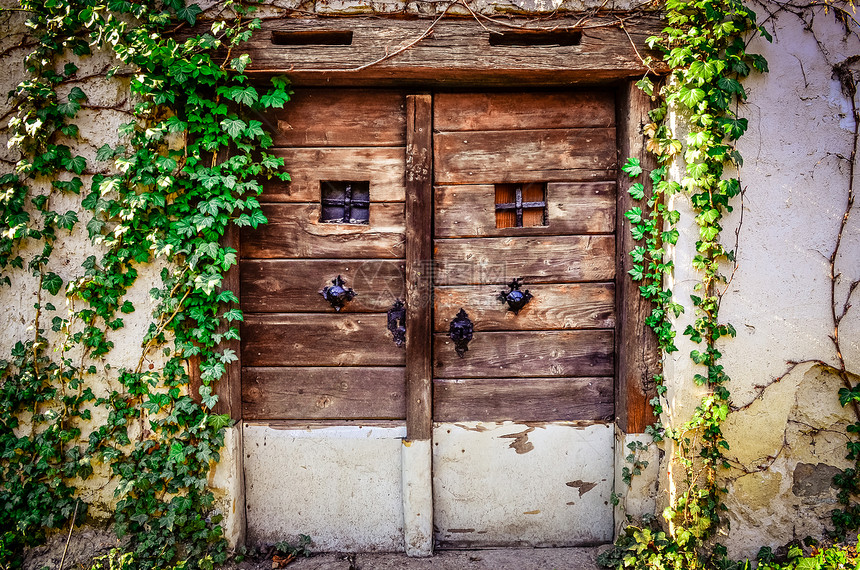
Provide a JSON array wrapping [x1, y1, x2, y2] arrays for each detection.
[[230, 15, 666, 86]]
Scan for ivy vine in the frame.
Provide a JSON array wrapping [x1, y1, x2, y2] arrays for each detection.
[[602, 0, 770, 567], [0, 0, 289, 567]]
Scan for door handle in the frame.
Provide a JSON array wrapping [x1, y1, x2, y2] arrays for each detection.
[[320, 275, 356, 311], [498, 278, 532, 315], [449, 309, 474, 358]]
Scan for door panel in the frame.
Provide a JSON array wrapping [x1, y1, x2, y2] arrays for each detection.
[[240, 89, 408, 422], [431, 91, 617, 548]]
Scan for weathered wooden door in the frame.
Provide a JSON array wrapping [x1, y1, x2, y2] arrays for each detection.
[[239, 88, 618, 549], [429, 92, 618, 547]]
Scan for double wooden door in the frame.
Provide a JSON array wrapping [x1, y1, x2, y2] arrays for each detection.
[[239, 88, 618, 546]]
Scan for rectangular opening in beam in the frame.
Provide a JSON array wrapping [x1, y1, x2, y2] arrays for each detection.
[[489, 30, 582, 47], [271, 30, 354, 46]]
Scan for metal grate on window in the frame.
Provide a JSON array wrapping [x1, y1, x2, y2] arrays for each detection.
[[495, 183, 547, 228], [320, 181, 370, 224]]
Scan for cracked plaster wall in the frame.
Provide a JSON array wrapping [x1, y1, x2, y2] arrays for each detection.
[[660, 0, 860, 559]]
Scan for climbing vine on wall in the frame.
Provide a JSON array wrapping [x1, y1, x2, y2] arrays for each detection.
[[602, 0, 771, 567], [0, 0, 289, 567]]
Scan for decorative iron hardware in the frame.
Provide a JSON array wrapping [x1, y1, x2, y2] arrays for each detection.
[[387, 299, 406, 348], [498, 278, 533, 315], [319, 275, 356, 311], [449, 308, 474, 358], [495, 183, 547, 227], [321, 181, 370, 224]]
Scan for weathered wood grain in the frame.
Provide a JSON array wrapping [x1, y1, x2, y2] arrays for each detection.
[[433, 330, 614, 378], [434, 92, 615, 131], [240, 203, 405, 259], [433, 283, 615, 332], [434, 128, 616, 184], [434, 182, 616, 237], [261, 147, 405, 202], [243, 314, 406, 367], [240, 259, 405, 313], [405, 94, 434, 441], [242, 366, 406, 420], [433, 235, 615, 285], [433, 376, 613, 422], [236, 16, 666, 85], [267, 89, 406, 147], [615, 81, 660, 433]]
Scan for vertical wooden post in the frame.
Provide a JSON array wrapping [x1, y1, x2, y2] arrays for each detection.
[[405, 94, 433, 441], [216, 223, 243, 419], [615, 81, 661, 434], [402, 93, 434, 557]]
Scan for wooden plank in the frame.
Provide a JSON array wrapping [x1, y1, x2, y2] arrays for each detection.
[[267, 89, 406, 147], [433, 283, 615, 332], [240, 203, 405, 259], [241, 259, 405, 313], [434, 128, 616, 184], [242, 366, 406, 420], [261, 147, 405, 202], [433, 377, 613, 422], [434, 182, 616, 237], [433, 235, 615, 285], [433, 330, 614, 378], [243, 314, 406, 367], [434, 92, 615, 131], [615, 81, 660, 433], [236, 17, 666, 84], [405, 94, 434, 441]]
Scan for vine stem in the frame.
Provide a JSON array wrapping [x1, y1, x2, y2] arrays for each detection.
[[58, 499, 79, 570]]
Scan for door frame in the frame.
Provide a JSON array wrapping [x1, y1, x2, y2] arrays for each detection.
[[196, 15, 665, 549]]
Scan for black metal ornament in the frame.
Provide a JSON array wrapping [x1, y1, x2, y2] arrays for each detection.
[[449, 308, 474, 358], [387, 299, 406, 348], [320, 275, 356, 311], [498, 278, 533, 315]]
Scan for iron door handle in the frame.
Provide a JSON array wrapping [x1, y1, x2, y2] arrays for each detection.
[[449, 309, 473, 358]]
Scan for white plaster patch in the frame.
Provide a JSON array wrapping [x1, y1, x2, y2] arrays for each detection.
[[243, 423, 406, 552], [432, 421, 614, 547]]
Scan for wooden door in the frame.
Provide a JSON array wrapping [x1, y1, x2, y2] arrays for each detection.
[[238, 89, 619, 548], [430, 92, 618, 547], [240, 89, 409, 421]]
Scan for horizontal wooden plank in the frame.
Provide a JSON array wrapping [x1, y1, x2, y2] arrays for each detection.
[[243, 314, 406, 366], [242, 366, 406, 420], [262, 147, 405, 202], [434, 92, 615, 131], [241, 203, 405, 259], [433, 235, 615, 285], [244, 420, 406, 429], [433, 283, 615, 332], [237, 17, 666, 84], [434, 182, 616, 237], [434, 128, 616, 184], [267, 89, 406, 147], [241, 259, 405, 313], [433, 377, 613, 422], [433, 330, 614, 378]]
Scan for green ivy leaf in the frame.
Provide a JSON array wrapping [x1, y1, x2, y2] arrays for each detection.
[[177, 3, 203, 24], [622, 157, 642, 178], [42, 273, 63, 295]]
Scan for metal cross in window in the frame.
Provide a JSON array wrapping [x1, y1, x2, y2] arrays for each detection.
[[494, 184, 547, 227], [320, 181, 370, 224]]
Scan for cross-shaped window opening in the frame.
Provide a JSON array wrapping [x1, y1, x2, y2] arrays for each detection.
[[320, 181, 370, 224], [495, 183, 547, 228]]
